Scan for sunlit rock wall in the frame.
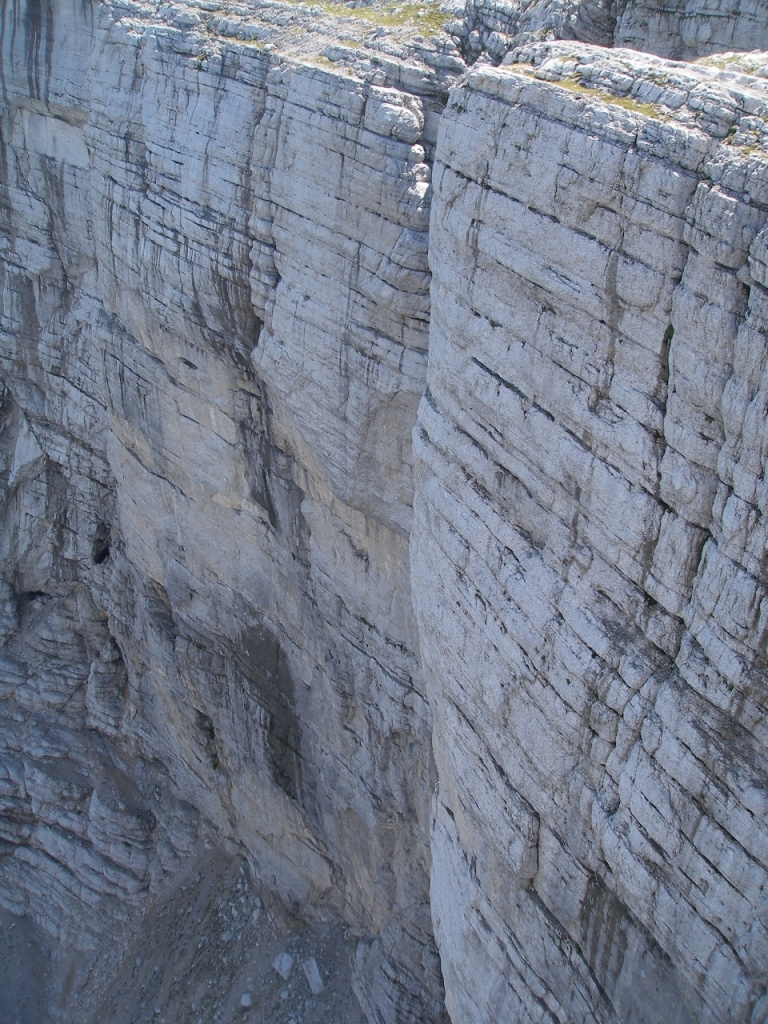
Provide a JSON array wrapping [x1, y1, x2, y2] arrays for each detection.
[[413, 42, 768, 1024], [2, 2, 768, 1023]]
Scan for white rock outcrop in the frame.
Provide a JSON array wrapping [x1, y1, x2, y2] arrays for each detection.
[[1, 1, 767, 1023]]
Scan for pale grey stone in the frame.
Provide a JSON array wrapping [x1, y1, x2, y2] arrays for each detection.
[[303, 956, 326, 995], [1, 4, 767, 1024], [415, 40, 768, 1024], [273, 952, 295, 981]]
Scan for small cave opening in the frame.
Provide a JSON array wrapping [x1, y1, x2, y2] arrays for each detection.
[[18, 589, 47, 610], [92, 523, 111, 565]]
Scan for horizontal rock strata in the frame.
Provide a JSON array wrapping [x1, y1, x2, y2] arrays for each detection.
[[1, 1, 767, 1023], [1, 1, 454, 1019], [413, 40, 768, 1024], [615, 0, 768, 60], [454, 0, 768, 66]]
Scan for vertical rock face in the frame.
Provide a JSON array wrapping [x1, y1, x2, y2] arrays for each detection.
[[451, 0, 768, 66], [1, 2, 768, 1023], [615, 0, 768, 60], [414, 42, 768, 1024], [0, 2, 451, 1019]]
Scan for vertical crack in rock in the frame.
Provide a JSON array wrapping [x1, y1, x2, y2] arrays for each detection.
[[239, 385, 278, 528]]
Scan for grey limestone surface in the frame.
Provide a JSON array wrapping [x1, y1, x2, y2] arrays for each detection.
[[0, 1, 767, 1022]]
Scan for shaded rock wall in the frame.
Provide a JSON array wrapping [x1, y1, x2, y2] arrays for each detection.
[[615, 0, 768, 60], [451, 0, 768, 66], [1, 2, 450, 1019]]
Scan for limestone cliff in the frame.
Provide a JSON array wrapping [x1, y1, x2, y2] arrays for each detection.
[[1, 1, 766, 1023], [417, 42, 768, 1024], [1, 2, 452, 1019], [450, 0, 768, 65]]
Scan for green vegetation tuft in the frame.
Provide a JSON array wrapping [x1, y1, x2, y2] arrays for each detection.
[[553, 76, 670, 120], [288, 0, 449, 34], [610, 93, 668, 118]]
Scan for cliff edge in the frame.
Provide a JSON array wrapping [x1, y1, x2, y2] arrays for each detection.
[[1, 1, 767, 1022]]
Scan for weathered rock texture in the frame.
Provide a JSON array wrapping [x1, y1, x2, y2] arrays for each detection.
[[0, 2, 451, 1019], [615, 0, 768, 60], [1, 1, 767, 1023], [415, 40, 768, 1024], [451, 0, 768, 65]]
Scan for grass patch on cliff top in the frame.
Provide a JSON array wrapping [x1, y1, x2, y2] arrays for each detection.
[[552, 76, 670, 120], [305, 0, 449, 34], [698, 52, 768, 74]]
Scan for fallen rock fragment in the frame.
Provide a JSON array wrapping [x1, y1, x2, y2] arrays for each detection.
[[302, 956, 325, 995], [272, 951, 294, 980]]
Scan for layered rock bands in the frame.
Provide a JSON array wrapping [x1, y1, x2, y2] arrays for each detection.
[[1, 1, 767, 1023]]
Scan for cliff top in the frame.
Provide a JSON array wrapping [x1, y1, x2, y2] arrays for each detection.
[[101, 0, 768, 88], [105, 0, 467, 79]]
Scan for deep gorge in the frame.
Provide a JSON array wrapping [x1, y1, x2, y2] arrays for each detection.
[[1, 1, 767, 1021]]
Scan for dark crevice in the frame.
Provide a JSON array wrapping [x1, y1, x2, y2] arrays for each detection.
[[194, 709, 219, 769], [92, 522, 111, 565], [24, 0, 54, 102]]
